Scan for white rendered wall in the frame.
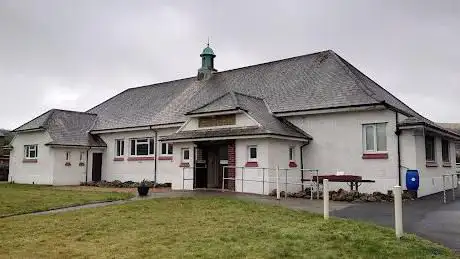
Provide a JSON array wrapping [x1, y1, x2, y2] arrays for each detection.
[[288, 109, 399, 194], [170, 142, 195, 190], [234, 139, 269, 194], [52, 148, 88, 185], [9, 131, 54, 185], [97, 128, 179, 183]]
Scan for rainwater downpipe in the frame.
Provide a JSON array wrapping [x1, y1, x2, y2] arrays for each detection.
[[395, 112, 402, 186], [300, 141, 310, 190], [151, 127, 158, 184], [85, 147, 92, 183]]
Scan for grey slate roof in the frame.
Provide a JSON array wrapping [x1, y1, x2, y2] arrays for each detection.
[[163, 92, 311, 141], [14, 109, 106, 147], [87, 50, 430, 131], [398, 118, 460, 138]]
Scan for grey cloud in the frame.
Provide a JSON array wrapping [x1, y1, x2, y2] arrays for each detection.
[[0, 0, 459, 129]]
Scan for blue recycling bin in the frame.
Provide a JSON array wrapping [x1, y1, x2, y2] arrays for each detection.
[[406, 170, 420, 191]]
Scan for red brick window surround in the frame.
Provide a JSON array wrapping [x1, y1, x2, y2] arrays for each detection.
[[288, 146, 297, 167]]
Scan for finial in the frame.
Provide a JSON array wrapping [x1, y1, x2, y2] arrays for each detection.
[[207, 37, 210, 47]]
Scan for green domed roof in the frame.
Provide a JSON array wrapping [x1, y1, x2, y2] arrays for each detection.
[[201, 46, 215, 56]]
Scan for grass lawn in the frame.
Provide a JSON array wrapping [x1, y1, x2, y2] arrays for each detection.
[[0, 184, 134, 217], [0, 197, 456, 258]]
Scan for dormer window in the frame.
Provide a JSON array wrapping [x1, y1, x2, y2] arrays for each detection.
[[198, 114, 236, 128]]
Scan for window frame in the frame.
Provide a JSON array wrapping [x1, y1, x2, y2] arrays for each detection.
[[79, 151, 85, 161], [115, 139, 125, 157], [425, 135, 436, 163], [160, 142, 173, 156], [130, 138, 155, 157], [289, 146, 295, 161], [362, 123, 387, 153], [65, 151, 71, 161], [247, 145, 258, 162], [441, 139, 450, 163], [24, 144, 38, 159], [181, 148, 190, 162]]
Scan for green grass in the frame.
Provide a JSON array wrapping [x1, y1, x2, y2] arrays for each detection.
[[0, 197, 455, 258], [0, 184, 133, 217]]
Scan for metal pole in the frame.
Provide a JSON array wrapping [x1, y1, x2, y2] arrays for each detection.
[[182, 167, 185, 190], [285, 169, 288, 199], [316, 170, 320, 200], [323, 179, 329, 220], [222, 166, 226, 191], [452, 174, 455, 201], [262, 168, 265, 195], [241, 167, 244, 193], [276, 166, 280, 200], [394, 185, 403, 239], [310, 170, 313, 200], [443, 176, 447, 204]]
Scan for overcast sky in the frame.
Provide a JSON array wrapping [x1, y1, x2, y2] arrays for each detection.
[[1, 0, 459, 129]]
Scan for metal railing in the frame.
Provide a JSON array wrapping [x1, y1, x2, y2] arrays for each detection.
[[442, 170, 460, 204], [222, 166, 320, 199]]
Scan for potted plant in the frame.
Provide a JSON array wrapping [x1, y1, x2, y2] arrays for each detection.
[[137, 179, 150, 196]]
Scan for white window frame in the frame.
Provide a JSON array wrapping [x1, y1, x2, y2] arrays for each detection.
[[247, 145, 258, 162], [441, 139, 450, 163], [160, 142, 173, 156], [425, 135, 436, 163], [362, 123, 387, 153], [289, 146, 295, 161], [182, 148, 190, 162], [24, 145, 38, 159], [115, 139, 125, 157], [130, 138, 155, 156], [65, 151, 71, 161]]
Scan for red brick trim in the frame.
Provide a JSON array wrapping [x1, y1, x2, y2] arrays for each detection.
[[245, 161, 259, 167], [289, 161, 298, 168], [227, 141, 236, 191], [179, 162, 190, 167], [158, 156, 173, 161], [426, 161, 438, 167], [22, 159, 37, 163], [362, 153, 388, 159], [127, 156, 155, 161], [113, 157, 124, 161], [442, 163, 452, 168]]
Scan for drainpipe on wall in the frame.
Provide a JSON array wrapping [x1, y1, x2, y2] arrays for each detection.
[[85, 147, 91, 183], [395, 112, 402, 187], [151, 127, 158, 184], [300, 141, 310, 191]]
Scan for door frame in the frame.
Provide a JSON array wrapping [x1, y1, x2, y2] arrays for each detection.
[[91, 152, 103, 182]]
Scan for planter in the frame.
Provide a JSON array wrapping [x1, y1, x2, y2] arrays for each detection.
[[137, 186, 150, 196]]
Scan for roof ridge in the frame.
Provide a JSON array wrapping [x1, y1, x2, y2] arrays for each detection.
[[186, 91, 236, 114], [52, 109, 97, 116], [13, 109, 54, 132], [232, 91, 264, 101]]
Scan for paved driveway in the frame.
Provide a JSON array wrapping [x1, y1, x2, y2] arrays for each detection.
[[331, 191, 460, 252]]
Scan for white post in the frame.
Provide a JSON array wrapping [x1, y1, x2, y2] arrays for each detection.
[[394, 185, 403, 239], [276, 166, 280, 200], [323, 179, 329, 220]]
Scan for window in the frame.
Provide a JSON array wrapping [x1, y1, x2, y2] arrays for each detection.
[[425, 136, 436, 162], [130, 138, 155, 156], [248, 145, 257, 161], [363, 123, 387, 152], [161, 143, 173, 155], [198, 114, 236, 128], [115, 139, 125, 157], [456, 144, 460, 165], [79, 152, 85, 161], [65, 151, 71, 161], [182, 148, 190, 162], [289, 146, 295, 161], [24, 145, 38, 159], [442, 139, 450, 163]]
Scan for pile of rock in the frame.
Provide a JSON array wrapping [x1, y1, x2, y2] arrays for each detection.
[[269, 188, 412, 202], [80, 180, 171, 188]]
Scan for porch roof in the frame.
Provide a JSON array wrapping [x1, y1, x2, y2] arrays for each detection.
[[160, 126, 311, 142]]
